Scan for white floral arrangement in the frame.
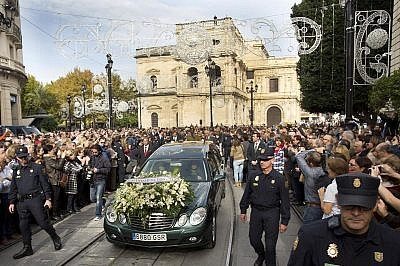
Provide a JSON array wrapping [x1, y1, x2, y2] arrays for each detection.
[[113, 171, 194, 221]]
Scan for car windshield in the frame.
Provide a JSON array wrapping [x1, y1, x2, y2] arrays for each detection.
[[140, 158, 206, 182]]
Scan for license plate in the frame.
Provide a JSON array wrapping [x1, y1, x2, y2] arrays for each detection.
[[132, 232, 167, 241]]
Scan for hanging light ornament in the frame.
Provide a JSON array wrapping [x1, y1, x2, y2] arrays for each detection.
[[291, 17, 322, 55], [365, 28, 388, 50], [175, 23, 212, 65], [354, 10, 391, 85]]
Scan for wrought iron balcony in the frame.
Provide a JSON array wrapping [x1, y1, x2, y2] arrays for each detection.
[[5, 22, 22, 47]]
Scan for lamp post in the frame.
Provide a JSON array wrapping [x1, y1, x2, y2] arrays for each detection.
[[344, 0, 354, 124], [205, 57, 216, 128], [81, 84, 87, 129], [66, 94, 72, 132], [105, 54, 113, 129], [246, 81, 258, 127]]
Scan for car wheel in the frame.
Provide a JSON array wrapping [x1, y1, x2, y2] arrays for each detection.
[[205, 212, 217, 249]]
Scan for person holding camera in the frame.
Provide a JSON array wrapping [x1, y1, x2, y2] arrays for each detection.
[[295, 149, 326, 223], [8, 146, 62, 259], [89, 144, 111, 221], [42, 144, 66, 221]]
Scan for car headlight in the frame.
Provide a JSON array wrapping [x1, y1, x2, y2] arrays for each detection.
[[189, 207, 207, 226], [119, 213, 127, 224], [176, 214, 188, 227], [106, 206, 117, 223]]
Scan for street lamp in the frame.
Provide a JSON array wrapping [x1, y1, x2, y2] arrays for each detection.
[[246, 81, 258, 127], [81, 84, 87, 129], [344, 0, 354, 124], [66, 94, 72, 132], [205, 57, 216, 128], [105, 54, 113, 129]]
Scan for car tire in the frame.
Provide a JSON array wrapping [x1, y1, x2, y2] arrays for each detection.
[[205, 211, 217, 249]]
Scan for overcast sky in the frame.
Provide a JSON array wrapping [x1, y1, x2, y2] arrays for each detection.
[[20, 0, 301, 83]]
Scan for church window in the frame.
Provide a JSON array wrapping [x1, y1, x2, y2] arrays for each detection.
[[269, 78, 279, 92], [187, 67, 198, 88], [150, 75, 157, 89], [151, 113, 158, 127]]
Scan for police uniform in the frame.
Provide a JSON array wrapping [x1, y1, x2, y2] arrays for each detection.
[[8, 146, 62, 259], [240, 147, 290, 266], [288, 173, 400, 266]]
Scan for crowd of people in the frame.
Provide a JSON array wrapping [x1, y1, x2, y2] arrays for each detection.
[[0, 122, 399, 262]]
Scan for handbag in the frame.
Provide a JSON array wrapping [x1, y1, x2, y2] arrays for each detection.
[[59, 174, 69, 187]]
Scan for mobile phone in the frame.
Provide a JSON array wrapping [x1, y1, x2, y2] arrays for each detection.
[[367, 168, 372, 175]]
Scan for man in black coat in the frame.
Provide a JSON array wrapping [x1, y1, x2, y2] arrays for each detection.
[[288, 173, 400, 265], [111, 135, 126, 185], [247, 132, 267, 176], [137, 136, 154, 168], [8, 146, 62, 259]]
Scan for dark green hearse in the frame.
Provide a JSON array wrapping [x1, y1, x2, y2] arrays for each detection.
[[104, 141, 226, 248]]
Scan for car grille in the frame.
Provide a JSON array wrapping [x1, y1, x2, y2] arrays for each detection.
[[128, 212, 175, 231]]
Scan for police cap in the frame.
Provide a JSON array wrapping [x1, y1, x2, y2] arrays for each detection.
[[16, 145, 29, 158], [257, 147, 275, 161], [336, 173, 379, 209]]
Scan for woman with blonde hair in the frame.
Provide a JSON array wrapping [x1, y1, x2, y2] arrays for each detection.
[[318, 156, 349, 219], [63, 149, 83, 214], [230, 137, 245, 187]]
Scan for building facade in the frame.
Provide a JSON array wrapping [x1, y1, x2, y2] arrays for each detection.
[[135, 17, 302, 128], [0, 0, 25, 125]]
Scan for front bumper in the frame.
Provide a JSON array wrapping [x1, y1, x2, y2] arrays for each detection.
[[104, 220, 212, 248]]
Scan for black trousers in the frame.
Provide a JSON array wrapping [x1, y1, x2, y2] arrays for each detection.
[[51, 185, 61, 216], [117, 163, 125, 184], [17, 196, 57, 245], [249, 207, 280, 266]]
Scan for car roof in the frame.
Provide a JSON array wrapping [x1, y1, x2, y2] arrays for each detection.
[[150, 141, 216, 159]]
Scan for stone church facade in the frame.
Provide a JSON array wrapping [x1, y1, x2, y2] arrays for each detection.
[[135, 17, 303, 128]]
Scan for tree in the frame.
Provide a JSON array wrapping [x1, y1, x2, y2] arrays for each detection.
[[22, 75, 56, 116], [27, 68, 137, 128], [47, 68, 94, 109], [291, 0, 392, 119], [369, 70, 400, 114]]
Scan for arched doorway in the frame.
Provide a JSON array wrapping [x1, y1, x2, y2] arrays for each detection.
[[267, 107, 281, 127]]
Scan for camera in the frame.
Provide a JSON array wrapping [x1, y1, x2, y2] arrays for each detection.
[[85, 169, 93, 182]]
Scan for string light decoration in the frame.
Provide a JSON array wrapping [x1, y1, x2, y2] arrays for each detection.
[[175, 23, 213, 65], [291, 17, 322, 55], [353, 10, 391, 85]]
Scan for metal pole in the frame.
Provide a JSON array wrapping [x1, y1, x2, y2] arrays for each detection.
[[67, 95, 72, 132], [345, 0, 354, 123], [138, 92, 142, 128], [209, 74, 213, 128], [106, 54, 113, 129], [250, 86, 254, 127], [82, 85, 86, 130]]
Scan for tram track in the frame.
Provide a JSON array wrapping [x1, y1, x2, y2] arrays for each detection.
[[58, 230, 106, 266]]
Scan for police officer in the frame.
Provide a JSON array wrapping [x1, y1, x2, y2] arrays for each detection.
[[8, 146, 62, 259], [240, 147, 290, 266], [288, 173, 400, 265]]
